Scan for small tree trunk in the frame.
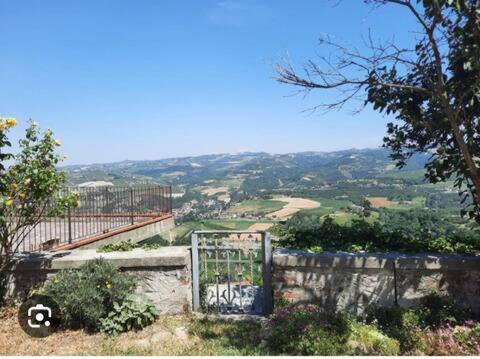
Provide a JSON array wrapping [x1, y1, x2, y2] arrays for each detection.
[[449, 118, 480, 208]]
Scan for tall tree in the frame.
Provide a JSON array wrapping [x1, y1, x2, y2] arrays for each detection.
[[275, 0, 480, 221]]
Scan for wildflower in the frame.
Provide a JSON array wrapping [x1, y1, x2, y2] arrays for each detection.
[[0, 117, 17, 131], [5, 198, 13, 206], [18, 192, 26, 199], [11, 183, 18, 190], [24, 178, 31, 185]]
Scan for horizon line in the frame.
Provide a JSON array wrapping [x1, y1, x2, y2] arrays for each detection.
[[62, 146, 390, 168]]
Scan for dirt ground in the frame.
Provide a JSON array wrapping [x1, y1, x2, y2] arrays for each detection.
[[247, 223, 274, 231], [217, 193, 231, 203], [266, 197, 320, 219], [1, 306, 263, 356], [0, 307, 193, 355], [201, 187, 228, 196], [366, 197, 397, 208]]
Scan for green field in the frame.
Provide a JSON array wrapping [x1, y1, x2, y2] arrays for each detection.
[[227, 199, 286, 215], [378, 169, 425, 180], [167, 219, 274, 243], [390, 196, 426, 210], [329, 211, 380, 225]]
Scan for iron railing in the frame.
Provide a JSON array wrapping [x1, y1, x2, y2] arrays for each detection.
[[15, 185, 172, 252]]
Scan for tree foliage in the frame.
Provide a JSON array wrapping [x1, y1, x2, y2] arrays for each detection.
[[275, 0, 480, 221], [0, 119, 75, 274], [272, 213, 480, 254]]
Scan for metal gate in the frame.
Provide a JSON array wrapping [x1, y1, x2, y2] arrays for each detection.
[[191, 230, 272, 315]]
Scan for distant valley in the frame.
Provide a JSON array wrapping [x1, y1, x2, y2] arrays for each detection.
[[64, 148, 468, 240]]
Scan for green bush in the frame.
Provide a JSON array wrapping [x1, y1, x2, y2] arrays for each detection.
[[97, 240, 139, 252], [347, 321, 400, 355], [41, 258, 135, 331], [366, 305, 423, 352], [265, 303, 399, 355], [366, 293, 472, 352], [274, 213, 480, 254], [100, 295, 158, 335], [266, 304, 350, 355], [97, 238, 170, 253], [418, 323, 480, 355]]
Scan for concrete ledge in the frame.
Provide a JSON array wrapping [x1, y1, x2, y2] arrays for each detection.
[[11, 246, 191, 271], [273, 249, 394, 269], [273, 249, 480, 270], [53, 214, 175, 251]]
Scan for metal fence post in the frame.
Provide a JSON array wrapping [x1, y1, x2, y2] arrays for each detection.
[[129, 187, 134, 225], [262, 231, 273, 315], [191, 233, 201, 312], [67, 206, 73, 244]]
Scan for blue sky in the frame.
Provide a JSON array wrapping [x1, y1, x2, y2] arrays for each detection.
[[0, 0, 418, 165]]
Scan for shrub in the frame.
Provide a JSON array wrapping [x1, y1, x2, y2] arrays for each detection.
[[266, 303, 350, 355], [366, 304, 423, 352], [97, 238, 171, 253], [265, 303, 399, 355], [419, 292, 471, 327], [97, 240, 139, 252], [452, 322, 480, 354], [274, 213, 480, 254], [100, 295, 158, 335], [347, 321, 400, 355], [366, 293, 472, 352], [41, 258, 135, 331], [419, 326, 469, 355], [414, 320, 480, 355]]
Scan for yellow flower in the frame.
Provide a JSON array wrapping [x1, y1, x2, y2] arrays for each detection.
[[18, 192, 26, 199], [6, 118, 16, 127], [11, 183, 18, 190], [5, 198, 13, 206], [0, 117, 17, 131], [24, 178, 31, 185], [54, 139, 61, 146], [106, 283, 112, 289]]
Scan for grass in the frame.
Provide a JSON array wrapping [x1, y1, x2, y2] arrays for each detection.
[[299, 206, 333, 216], [390, 196, 426, 210], [298, 197, 352, 216], [0, 307, 264, 356], [227, 199, 286, 215], [328, 211, 379, 225]]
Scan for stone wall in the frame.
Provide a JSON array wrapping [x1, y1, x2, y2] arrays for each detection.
[[5, 246, 192, 314], [273, 249, 480, 315], [7, 246, 480, 317]]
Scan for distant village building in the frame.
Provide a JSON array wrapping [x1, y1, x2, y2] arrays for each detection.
[[348, 204, 364, 214]]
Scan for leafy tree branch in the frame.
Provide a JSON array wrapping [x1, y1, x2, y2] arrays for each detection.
[[274, 0, 480, 221]]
